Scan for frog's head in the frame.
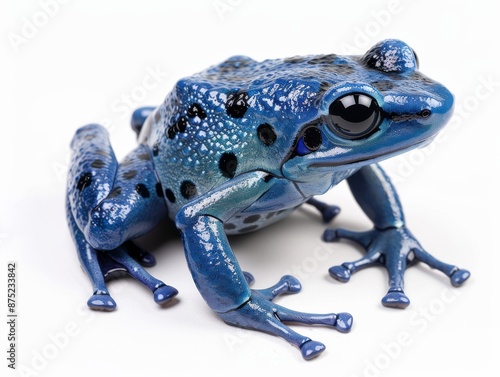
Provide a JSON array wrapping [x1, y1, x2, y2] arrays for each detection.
[[280, 39, 454, 182]]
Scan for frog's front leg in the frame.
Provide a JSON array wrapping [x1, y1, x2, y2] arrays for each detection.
[[176, 172, 352, 360], [324, 164, 470, 308], [66, 124, 178, 310]]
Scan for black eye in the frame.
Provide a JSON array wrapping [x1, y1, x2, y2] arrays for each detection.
[[328, 93, 381, 140], [294, 126, 322, 156]]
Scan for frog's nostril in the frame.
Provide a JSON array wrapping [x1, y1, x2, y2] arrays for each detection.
[[420, 109, 431, 118], [387, 109, 432, 122]]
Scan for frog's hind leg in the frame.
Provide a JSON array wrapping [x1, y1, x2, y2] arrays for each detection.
[[131, 106, 156, 137], [306, 198, 341, 223], [66, 124, 177, 310], [67, 198, 117, 311]]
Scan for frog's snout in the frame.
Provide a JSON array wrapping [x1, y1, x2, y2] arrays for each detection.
[[390, 83, 454, 130]]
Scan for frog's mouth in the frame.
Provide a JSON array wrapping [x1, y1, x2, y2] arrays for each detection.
[[281, 130, 437, 182], [308, 137, 433, 169]]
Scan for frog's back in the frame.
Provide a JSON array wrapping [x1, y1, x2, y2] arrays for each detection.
[[137, 57, 303, 214], [137, 49, 434, 219]]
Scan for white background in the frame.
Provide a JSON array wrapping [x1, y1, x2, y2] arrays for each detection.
[[2, 0, 499, 376]]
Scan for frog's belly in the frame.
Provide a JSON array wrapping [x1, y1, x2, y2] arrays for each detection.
[[223, 177, 306, 235], [224, 207, 298, 235]]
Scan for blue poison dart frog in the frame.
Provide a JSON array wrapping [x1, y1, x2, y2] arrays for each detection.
[[66, 39, 470, 360]]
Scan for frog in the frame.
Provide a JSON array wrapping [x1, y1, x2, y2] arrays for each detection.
[[66, 39, 470, 360]]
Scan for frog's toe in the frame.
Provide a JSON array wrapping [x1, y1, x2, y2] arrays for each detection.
[[135, 251, 156, 267], [306, 199, 341, 224], [126, 241, 157, 267], [243, 271, 255, 285], [321, 206, 341, 223], [333, 312, 353, 333], [450, 268, 471, 287], [381, 291, 410, 309], [328, 265, 351, 283], [282, 275, 302, 293], [153, 285, 179, 305], [322, 228, 338, 242], [323, 228, 376, 249], [252, 275, 302, 301], [300, 340, 326, 360], [87, 294, 117, 311]]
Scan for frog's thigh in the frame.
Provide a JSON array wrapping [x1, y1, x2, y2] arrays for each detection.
[[67, 124, 166, 254], [67, 125, 172, 307], [67, 124, 118, 233], [84, 147, 166, 250]]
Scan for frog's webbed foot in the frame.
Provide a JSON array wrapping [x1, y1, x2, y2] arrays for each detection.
[[306, 198, 341, 223], [323, 226, 470, 309], [74, 234, 178, 311], [96, 242, 178, 307], [222, 273, 353, 360]]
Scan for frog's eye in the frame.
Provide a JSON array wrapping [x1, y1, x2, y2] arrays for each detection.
[[327, 93, 381, 140]]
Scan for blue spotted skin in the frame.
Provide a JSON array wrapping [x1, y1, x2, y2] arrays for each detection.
[[66, 40, 469, 359]]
